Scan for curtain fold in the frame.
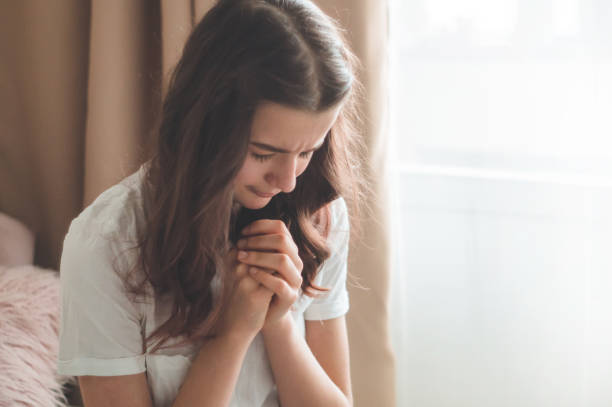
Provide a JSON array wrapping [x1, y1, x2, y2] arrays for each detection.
[[0, 0, 394, 405], [85, 0, 161, 206], [0, 0, 89, 269], [314, 2, 395, 406], [160, 0, 193, 94]]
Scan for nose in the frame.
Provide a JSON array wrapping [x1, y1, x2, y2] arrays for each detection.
[[266, 156, 297, 193]]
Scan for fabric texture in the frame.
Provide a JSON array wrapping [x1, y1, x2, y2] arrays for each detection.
[[0, 213, 75, 406], [57, 165, 351, 407], [0, 264, 76, 407]]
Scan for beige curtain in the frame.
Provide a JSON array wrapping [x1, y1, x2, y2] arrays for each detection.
[[0, 0, 394, 405]]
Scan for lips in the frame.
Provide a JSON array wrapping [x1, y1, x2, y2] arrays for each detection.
[[249, 187, 276, 198]]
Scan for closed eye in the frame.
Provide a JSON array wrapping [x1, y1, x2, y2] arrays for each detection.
[[250, 151, 313, 162]]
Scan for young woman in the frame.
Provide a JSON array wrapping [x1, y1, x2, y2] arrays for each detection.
[[57, 0, 366, 406]]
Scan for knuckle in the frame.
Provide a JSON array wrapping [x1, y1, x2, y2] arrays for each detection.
[[238, 270, 253, 284], [276, 282, 288, 297], [281, 284, 295, 301], [280, 254, 291, 268], [274, 220, 285, 231], [238, 263, 250, 276]]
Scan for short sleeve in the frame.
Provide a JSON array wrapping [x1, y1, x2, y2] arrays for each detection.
[[57, 224, 146, 376], [304, 197, 350, 321]]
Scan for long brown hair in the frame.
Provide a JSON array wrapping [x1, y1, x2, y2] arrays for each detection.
[[124, 0, 367, 353]]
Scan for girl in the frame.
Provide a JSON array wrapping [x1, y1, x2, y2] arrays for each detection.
[[57, 0, 365, 406]]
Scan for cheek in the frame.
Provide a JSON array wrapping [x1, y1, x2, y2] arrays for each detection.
[[235, 160, 263, 185]]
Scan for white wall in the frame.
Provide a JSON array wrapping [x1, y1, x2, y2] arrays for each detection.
[[390, 172, 612, 406], [389, 2, 612, 404]]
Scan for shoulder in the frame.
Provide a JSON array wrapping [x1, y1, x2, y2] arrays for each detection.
[[326, 197, 350, 250], [67, 166, 146, 247], [329, 197, 349, 228], [62, 166, 148, 280], [60, 167, 151, 303]]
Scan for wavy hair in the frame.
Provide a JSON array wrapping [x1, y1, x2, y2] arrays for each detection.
[[124, 0, 367, 353]]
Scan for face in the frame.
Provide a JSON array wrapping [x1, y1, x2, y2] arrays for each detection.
[[233, 101, 342, 209]]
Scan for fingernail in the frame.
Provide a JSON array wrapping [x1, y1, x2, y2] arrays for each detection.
[[238, 250, 248, 259], [237, 239, 246, 249]]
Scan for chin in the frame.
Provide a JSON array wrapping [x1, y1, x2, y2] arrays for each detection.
[[245, 202, 268, 210], [234, 191, 271, 210], [241, 202, 268, 210]]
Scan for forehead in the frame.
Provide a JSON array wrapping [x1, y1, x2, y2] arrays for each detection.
[[250, 102, 341, 148]]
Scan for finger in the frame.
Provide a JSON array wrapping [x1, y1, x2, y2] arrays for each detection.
[[248, 266, 298, 304], [233, 263, 257, 291], [235, 262, 248, 278], [240, 219, 291, 240], [238, 268, 275, 298], [237, 251, 302, 288], [236, 234, 302, 271]]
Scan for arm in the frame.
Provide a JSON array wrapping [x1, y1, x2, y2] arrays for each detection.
[[173, 252, 273, 407], [236, 210, 352, 406], [79, 373, 153, 407], [261, 315, 352, 407], [75, 248, 270, 407], [305, 316, 353, 405], [171, 333, 254, 407], [77, 333, 254, 407]]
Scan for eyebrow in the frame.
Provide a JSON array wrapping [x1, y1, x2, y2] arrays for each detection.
[[249, 140, 325, 154]]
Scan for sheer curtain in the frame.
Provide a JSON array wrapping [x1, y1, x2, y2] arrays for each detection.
[[389, 1, 612, 406]]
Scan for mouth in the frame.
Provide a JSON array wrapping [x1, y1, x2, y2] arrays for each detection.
[[249, 187, 276, 198]]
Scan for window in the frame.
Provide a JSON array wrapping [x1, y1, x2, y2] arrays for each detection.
[[389, 2, 612, 406]]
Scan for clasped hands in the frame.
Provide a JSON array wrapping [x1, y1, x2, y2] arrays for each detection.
[[235, 219, 303, 330]]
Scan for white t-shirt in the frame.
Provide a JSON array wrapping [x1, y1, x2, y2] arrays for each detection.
[[56, 164, 350, 407]]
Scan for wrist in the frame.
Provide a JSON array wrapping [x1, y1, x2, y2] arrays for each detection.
[[217, 327, 257, 350], [262, 313, 294, 337]]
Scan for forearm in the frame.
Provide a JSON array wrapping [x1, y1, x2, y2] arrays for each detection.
[[262, 316, 350, 407], [172, 333, 253, 407]]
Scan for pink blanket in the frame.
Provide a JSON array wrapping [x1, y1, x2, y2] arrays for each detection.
[[0, 213, 75, 407]]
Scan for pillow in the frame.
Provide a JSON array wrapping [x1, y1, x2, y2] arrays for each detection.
[[0, 264, 76, 407], [0, 213, 35, 267]]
